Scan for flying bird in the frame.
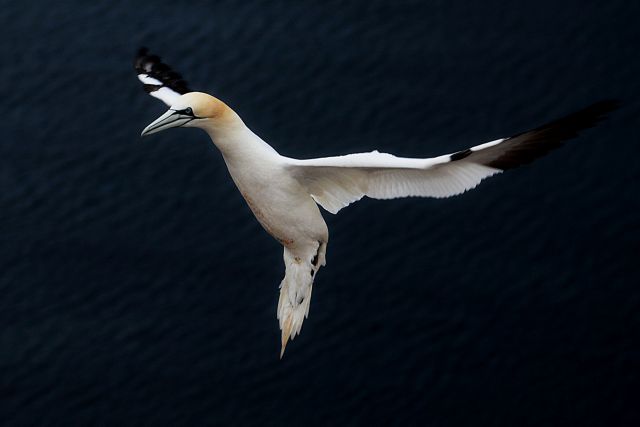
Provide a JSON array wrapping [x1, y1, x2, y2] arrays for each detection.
[[134, 48, 618, 357]]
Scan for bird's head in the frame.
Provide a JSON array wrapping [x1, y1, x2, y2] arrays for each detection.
[[140, 92, 234, 136]]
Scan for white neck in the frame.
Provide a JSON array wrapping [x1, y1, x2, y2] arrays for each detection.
[[199, 112, 280, 162]]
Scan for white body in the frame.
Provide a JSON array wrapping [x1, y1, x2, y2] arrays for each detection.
[[215, 124, 328, 248], [199, 114, 328, 355]]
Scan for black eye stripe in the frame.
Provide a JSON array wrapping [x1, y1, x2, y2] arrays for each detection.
[[174, 107, 194, 116]]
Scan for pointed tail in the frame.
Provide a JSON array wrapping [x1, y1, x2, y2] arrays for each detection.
[[277, 241, 326, 358]]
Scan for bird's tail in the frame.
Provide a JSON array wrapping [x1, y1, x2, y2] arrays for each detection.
[[277, 242, 326, 358]]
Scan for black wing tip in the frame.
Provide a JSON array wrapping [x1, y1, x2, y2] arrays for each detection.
[[486, 99, 620, 170], [133, 47, 192, 95], [589, 98, 622, 112], [575, 99, 621, 124], [521, 99, 621, 137]]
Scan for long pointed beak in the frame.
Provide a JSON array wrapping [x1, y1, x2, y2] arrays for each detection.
[[141, 109, 192, 137]]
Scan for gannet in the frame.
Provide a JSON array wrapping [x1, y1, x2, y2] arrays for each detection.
[[134, 48, 618, 357]]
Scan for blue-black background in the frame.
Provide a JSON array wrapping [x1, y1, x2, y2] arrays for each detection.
[[1, 0, 639, 425]]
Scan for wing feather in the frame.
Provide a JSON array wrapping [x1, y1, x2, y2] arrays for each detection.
[[134, 48, 191, 106], [287, 101, 619, 214]]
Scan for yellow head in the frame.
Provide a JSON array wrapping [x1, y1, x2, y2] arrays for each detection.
[[140, 92, 235, 136]]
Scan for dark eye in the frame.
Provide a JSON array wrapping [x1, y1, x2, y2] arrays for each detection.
[[184, 107, 193, 116]]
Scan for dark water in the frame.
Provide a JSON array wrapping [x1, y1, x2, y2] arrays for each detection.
[[1, 0, 639, 425]]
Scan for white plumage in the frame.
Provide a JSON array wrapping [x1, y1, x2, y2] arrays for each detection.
[[134, 48, 618, 357], [286, 149, 503, 213]]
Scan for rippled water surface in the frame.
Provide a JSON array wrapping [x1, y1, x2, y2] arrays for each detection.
[[1, 1, 639, 425]]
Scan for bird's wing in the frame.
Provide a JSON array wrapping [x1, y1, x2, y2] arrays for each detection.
[[285, 100, 619, 214], [134, 48, 191, 106]]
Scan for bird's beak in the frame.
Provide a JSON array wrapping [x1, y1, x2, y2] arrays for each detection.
[[141, 109, 193, 137]]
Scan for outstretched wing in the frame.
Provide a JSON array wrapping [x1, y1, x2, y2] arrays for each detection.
[[286, 100, 619, 214], [134, 48, 191, 106]]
